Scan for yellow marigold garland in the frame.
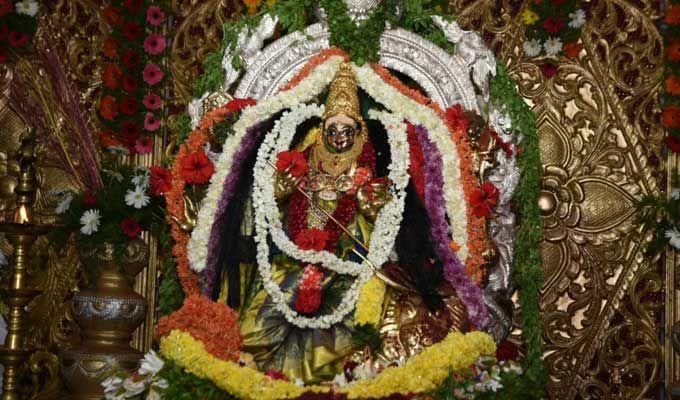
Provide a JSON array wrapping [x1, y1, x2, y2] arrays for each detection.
[[353, 276, 386, 326], [160, 329, 495, 400]]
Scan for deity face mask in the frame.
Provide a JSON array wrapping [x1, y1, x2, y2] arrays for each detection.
[[323, 114, 359, 153]]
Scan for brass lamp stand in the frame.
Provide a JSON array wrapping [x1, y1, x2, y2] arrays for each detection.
[[0, 138, 50, 400]]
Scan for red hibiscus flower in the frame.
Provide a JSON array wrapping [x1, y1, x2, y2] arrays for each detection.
[[540, 62, 558, 78], [103, 7, 123, 26], [276, 150, 308, 177], [663, 106, 680, 129], [120, 218, 142, 238], [143, 63, 164, 85], [143, 93, 162, 110], [150, 166, 172, 195], [99, 95, 119, 121], [122, 75, 139, 93], [8, 30, 30, 47], [83, 190, 98, 206], [225, 98, 257, 113], [0, 0, 12, 17], [180, 151, 215, 184], [102, 63, 122, 90], [445, 104, 469, 133], [120, 96, 139, 115], [103, 38, 119, 59], [496, 340, 519, 361], [123, 21, 142, 41], [143, 34, 166, 56], [264, 370, 289, 381], [470, 181, 500, 218], [666, 136, 680, 153], [146, 6, 166, 26], [122, 49, 140, 68], [124, 0, 142, 13], [543, 16, 565, 34], [294, 229, 329, 251]]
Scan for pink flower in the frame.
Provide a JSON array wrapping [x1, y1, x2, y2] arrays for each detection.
[[143, 64, 164, 85], [143, 34, 166, 56], [146, 6, 165, 26], [143, 93, 162, 110], [144, 112, 161, 132], [134, 137, 154, 154]]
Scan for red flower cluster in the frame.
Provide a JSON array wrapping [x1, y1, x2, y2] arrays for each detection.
[[264, 370, 290, 381], [294, 229, 329, 251], [276, 150, 309, 177], [445, 104, 469, 134], [98, 2, 168, 154], [154, 295, 243, 362], [0, 1, 37, 63], [120, 217, 142, 238], [664, 3, 680, 153], [150, 166, 172, 195], [180, 150, 215, 184], [470, 181, 500, 218], [295, 265, 324, 314], [543, 16, 565, 34]]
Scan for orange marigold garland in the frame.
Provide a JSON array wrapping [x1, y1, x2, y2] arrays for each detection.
[[279, 48, 349, 92], [155, 295, 242, 362]]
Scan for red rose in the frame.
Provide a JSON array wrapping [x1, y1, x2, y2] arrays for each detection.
[[496, 340, 519, 361], [180, 151, 215, 184], [264, 370, 289, 381], [294, 229, 329, 251], [102, 63, 122, 90], [120, 96, 139, 115], [666, 136, 680, 153], [225, 98, 257, 113], [540, 62, 558, 78], [123, 21, 142, 41], [122, 49, 140, 68], [124, 0, 142, 13], [0, 0, 13, 17], [122, 74, 139, 93], [103, 38, 119, 59], [120, 217, 142, 238], [150, 166, 172, 195], [8, 30, 30, 47], [470, 181, 500, 218], [543, 16, 565, 34], [83, 190, 98, 206], [103, 7, 123, 26], [445, 104, 469, 133], [276, 150, 308, 177]]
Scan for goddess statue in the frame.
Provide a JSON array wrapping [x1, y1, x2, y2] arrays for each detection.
[[211, 63, 469, 383]]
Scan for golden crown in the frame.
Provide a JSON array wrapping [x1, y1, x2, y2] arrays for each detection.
[[323, 63, 363, 124]]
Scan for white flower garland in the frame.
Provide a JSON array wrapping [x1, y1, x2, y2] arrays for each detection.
[[351, 64, 470, 260], [251, 105, 410, 329], [187, 56, 346, 273]]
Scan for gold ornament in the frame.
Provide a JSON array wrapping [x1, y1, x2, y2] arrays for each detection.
[[323, 63, 363, 124]]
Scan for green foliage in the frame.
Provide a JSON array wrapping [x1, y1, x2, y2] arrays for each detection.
[[634, 175, 679, 254], [158, 361, 238, 400], [174, 113, 192, 144], [195, 50, 231, 97], [157, 256, 185, 318], [490, 64, 546, 399], [351, 323, 383, 353]]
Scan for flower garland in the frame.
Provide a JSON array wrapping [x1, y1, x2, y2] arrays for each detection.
[[159, 329, 496, 400], [251, 105, 410, 329], [521, 0, 586, 60], [99, 0, 168, 154], [665, 2, 680, 154], [187, 55, 346, 273], [353, 276, 386, 326], [415, 124, 488, 328], [0, 0, 39, 63]]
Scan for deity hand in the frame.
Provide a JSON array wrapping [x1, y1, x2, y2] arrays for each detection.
[[275, 166, 303, 199], [357, 180, 392, 221]]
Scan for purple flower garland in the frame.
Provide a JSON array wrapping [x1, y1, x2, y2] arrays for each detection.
[[415, 125, 489, 328], [202, 121, 266, 295]]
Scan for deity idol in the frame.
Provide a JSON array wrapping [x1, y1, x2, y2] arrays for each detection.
[[211, 64, 470, 383]]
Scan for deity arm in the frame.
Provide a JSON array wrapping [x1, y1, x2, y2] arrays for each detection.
[[274, 169, 302, 200], [357, 181, 393, 221]]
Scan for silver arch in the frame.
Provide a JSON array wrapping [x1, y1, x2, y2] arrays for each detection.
[[235, 23, 479, 112]]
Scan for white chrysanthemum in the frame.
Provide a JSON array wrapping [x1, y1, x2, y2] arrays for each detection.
[[125, 186, 150, 209], [544, 37, 563, 56], [568, 9, 586, 29], [667, 228, 680, 249], [55, 193, 73, 214], [101, 375, 123, 395], [79, 209, 101, 235], [131, 173, 150, 190], [139, 350, 164, 376], [14, 0, 39, 17], [672, 188, 680, 200], [522, 39, 542, 57]]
